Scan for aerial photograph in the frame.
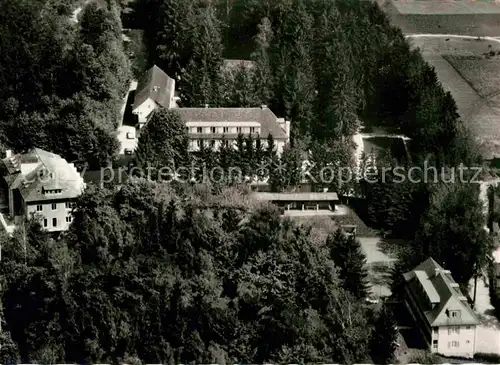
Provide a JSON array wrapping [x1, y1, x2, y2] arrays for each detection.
[[2, 0, 500, 363]]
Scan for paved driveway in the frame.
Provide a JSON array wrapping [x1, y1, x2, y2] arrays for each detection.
[[117, 126, 137, 154], [469, 263, 500, 354]]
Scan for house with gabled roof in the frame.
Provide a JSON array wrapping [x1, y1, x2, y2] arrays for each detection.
[[173, 106, 290, 155], [0, 148, 85, 233], [403, 258, 478, 358], [132, 65, 178, 126], [133, 65, 291, 155]]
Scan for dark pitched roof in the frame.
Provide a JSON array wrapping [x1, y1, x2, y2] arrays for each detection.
[[172, 107, 288, 140], [1, 148, 85, 202], [133, 65, 175, 110], [403, 258, 478, 327]]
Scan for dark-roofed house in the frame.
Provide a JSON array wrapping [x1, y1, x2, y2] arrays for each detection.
[[403, 258, 478, 358], [173, 105, 291, 155], [251, 192, 340, 215], [132, 65, 177, 126], [0, 148, 85, 232]]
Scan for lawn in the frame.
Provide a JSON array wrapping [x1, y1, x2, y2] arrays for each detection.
[[407, 36, 500, 152], [444, 55, 500, 99], [384, 0, 500, 37]]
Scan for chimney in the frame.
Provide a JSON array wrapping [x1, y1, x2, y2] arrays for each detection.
[[204, 104, 209, 108], [261, 104, 267, 109], [434, 268, 440, 277], [5, 149, 12, 158]]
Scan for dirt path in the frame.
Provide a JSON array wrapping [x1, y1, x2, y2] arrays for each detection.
[[406, 33, 500, 45]]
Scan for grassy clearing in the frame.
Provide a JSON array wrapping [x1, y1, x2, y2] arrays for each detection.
[[384, 0, 500, 37], [408, 37, 500, 142], [332, 206, 379, 237], [409, 37, 500, 57], [444, 55, 500, 98]]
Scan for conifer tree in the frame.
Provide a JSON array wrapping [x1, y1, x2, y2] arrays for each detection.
[[154, 0, 192, 78], [265, 134, 278, 165], [251, 17, 274, 106], [245, 134, 255, 177], [370, 304, 398, 364], [180, 4, 224, 107], [327, 229, 370, 300], [254, 136, 264, 173]]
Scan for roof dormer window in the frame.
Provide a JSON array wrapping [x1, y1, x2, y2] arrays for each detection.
[[447, 310, 461, 318]]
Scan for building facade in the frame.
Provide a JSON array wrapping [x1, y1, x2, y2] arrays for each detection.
[[174, 106, 290, 155], [132, 65, 178, 126], [403, 258, 478, 358], [134, 65, 291, 155], [0, 148, 85, 232], [251, 192, 340, 215]]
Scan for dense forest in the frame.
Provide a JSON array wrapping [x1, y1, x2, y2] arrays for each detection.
[[0, 0, 129, 168], [0, 180, 397, 364], [0, 0, 492, 363], [136, 0, 479, 166]]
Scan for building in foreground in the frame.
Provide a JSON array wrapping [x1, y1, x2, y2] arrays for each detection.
[[0, 148, 85, 233], [403, 258, 478, 358]]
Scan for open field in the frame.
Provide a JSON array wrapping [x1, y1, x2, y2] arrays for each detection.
[[392, 0, 500, 15], [444, 56, 500, 98], [383, 0, 500, 36], [407, 36, 500, 155], [409, 36, 500, 56]]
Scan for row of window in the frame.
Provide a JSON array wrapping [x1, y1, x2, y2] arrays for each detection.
[[432, 340, 470, 349], [192, 139, 271, 148], [192, 127, 258, 134], [36, 202, 75, 211], [43, 216, 72, 228], [433, 325, 471, 335]]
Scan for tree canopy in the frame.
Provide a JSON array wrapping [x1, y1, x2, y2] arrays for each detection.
[[135, 109, 190, 178], [0, 0, 128, 168], [1, 181, 380, 363]]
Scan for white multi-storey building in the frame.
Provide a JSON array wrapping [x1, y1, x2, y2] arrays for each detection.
[[403, 258, 479, 358], [0, 148, 85, 232], [133, 65, 291, 155]]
